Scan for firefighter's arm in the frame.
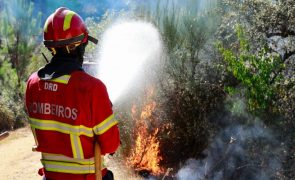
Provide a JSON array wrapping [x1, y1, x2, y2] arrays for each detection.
[[92, 83, 120, 155], [97, 122, 120, 155], [25, 74, 34, 114]]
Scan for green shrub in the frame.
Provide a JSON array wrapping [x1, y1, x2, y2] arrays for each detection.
[[218, 25, 283, 115], [0, 102, 14, 132]]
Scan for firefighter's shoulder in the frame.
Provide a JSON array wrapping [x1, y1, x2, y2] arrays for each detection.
[[71, 71, 107, 90]]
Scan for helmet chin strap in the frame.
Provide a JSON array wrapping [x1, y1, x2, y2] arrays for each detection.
[[88, 35, 98, 44]]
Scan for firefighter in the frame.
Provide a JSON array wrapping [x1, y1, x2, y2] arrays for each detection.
[[25, 7, 120, 180]]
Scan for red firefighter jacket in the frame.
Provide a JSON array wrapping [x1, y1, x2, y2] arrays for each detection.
[[25, 71, 120, 180]]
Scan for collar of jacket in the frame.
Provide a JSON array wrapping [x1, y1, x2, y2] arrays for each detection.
[[37, 56, 84, 80]]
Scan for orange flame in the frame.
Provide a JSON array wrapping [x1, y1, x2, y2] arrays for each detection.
[[126, 88, 164, 175]]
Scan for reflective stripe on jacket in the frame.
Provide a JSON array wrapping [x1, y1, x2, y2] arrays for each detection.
[[41, 153, 106, 174]]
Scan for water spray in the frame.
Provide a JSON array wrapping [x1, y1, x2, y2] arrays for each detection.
[[96, 21, 163, 103]]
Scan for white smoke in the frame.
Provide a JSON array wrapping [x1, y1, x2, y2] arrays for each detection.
[[176, 105, 285, 180], [96, 21, 163, 103]]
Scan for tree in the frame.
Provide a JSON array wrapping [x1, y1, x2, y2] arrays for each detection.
[[218, 0, 295, 125], [218, 1, 295, 177], [0, 0, 41, 96], [0, 0, 41, 130]]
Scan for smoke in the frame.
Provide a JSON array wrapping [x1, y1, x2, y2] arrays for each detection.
[[96, 20, 163, 103], [176, 99, 285, 180]]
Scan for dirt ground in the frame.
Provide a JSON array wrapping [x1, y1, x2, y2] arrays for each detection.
[[0, 127, 141, 180]]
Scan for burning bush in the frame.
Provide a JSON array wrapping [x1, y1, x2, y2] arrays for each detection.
[[124, 88, 164, 176], [116, 0, 226, 176], [138, 0, 226, 171]]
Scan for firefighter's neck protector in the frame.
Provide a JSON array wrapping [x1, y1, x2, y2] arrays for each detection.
[[43, 7, 98, 49], [38, 56, 83, 80]]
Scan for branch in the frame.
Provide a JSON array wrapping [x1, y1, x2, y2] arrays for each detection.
[[269, 50, 295, 84], [269, 44, 295, 84], [283, 50, 295, 61], [205, 138, 235, 178], [266, 30, 295, 38]]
